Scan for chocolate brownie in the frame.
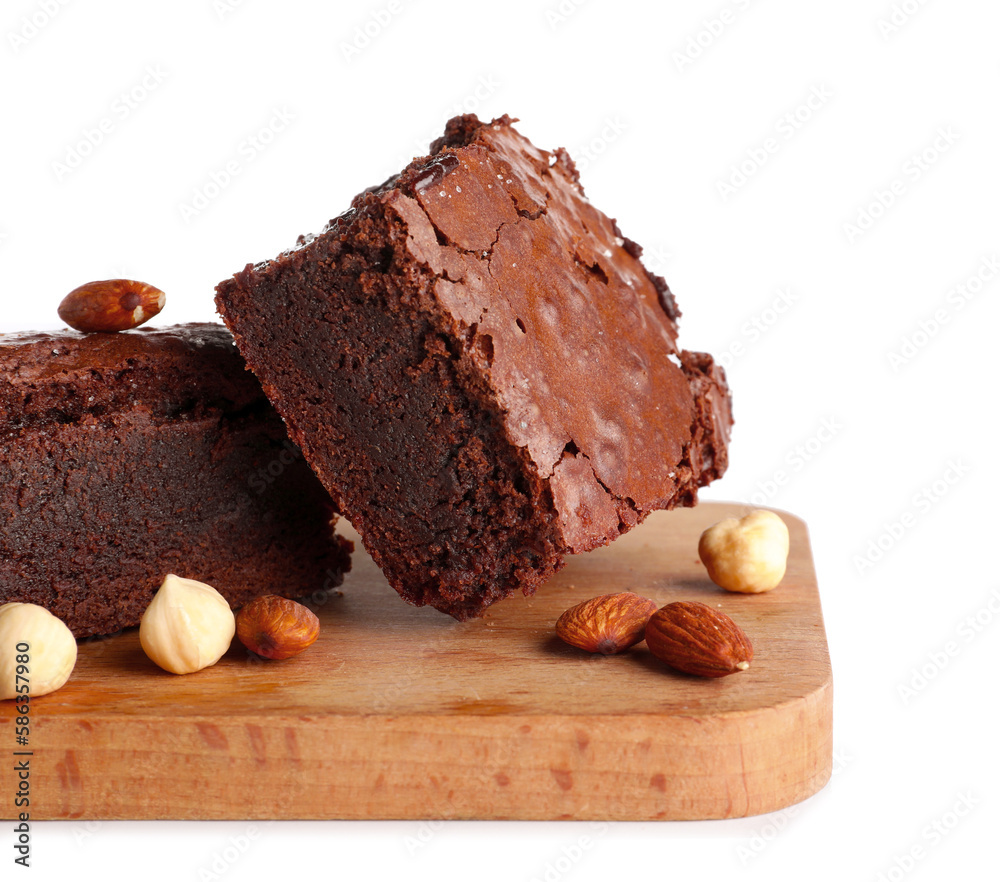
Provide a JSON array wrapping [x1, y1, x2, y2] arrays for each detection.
[[0, 323, 352, 637], [216, 114, 732, 620]]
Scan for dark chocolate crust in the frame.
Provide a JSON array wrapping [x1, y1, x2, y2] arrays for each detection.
[[216, 115, 732, 620], [0, 323, 352, 637]]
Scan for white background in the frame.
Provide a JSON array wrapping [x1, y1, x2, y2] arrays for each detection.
[[2, 0, 998, 879]]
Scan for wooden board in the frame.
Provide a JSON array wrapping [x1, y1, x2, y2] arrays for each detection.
[[1, 502, 831, 821]]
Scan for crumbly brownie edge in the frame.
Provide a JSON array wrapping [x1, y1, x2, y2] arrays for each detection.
[[217, 199, 567, 620]]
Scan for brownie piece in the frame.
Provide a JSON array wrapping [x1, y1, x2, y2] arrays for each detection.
[[216, 114, 732, 620], [0, 323, 352, 637]]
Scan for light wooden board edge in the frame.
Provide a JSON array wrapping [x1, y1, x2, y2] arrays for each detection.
[[4, 503, 833, 821]]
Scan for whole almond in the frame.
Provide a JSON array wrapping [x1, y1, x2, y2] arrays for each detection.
[[58, 279, 165, 333], [556, 592, 658, 655], [645, 601, 753, 678], [236, 595, 320, 660]]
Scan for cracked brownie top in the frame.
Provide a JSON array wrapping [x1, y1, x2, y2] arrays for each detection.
[[376, 114, 731, 550]]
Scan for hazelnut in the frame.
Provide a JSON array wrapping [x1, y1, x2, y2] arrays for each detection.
[[698, 510, 790, 594], [0, 603, 78, 700], [236, 596, 320, 660], [139, 575, 235, 674]]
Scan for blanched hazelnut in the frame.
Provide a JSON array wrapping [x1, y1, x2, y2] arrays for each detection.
[[698, 510, 790, 594], [139, 574, 235, 674], [0, 603, 78, 699]]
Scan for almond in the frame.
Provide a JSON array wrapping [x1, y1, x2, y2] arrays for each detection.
[[236, 595, 320, 660], [556, 592, 658, 655], [58, 279, 165, 333], [645, 601, 753, 678]]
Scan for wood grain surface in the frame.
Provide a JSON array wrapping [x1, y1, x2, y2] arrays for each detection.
[[0, 502, 832, 820]]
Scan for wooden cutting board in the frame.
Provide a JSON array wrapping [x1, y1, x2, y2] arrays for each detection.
[[1, 502, 831, 821]]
